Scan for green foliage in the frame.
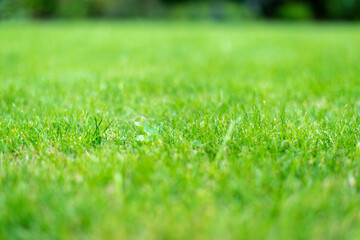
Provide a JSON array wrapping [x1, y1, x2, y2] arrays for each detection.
[[326, 0, 360, 20], [1, 22, 360, 239], [26, 0, 57, 18], [90, 0, 164, 18], [169, 1, 254, 20], [277, 2, 313, 20], [0, 0, 29, 19], [0, 0, 359, 20], [225, 1, 254, 20], [57, 0, 90, 18], [169, 2, 210, 19]]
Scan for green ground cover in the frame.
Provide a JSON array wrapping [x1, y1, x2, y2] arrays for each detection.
[[1, 22, 360, 240]]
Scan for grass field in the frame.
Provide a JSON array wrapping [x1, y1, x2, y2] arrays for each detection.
[[1, 21, 360, 240]]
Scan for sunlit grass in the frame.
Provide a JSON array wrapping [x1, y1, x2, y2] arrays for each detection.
[[1, 21, 360, 240]]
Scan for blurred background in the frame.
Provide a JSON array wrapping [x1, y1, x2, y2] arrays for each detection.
[[0, 0, 359, 21]]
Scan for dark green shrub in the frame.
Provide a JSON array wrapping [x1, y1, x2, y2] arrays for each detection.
[[326, 0, 360, 20], [277, 1, 313, 20], [57, 0, 90, 18], [26, 0, 57, 18]]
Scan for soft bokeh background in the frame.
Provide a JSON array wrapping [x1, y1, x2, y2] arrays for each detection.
[[0, 0, 359, 21]]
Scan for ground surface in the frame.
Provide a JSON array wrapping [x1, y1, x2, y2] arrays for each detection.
[[1, 21, 360, 240]]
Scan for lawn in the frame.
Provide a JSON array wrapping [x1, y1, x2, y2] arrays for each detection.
[[1, 21, 360, 240]]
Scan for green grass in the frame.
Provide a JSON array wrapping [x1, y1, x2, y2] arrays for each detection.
[[1, 21, 360, 240]]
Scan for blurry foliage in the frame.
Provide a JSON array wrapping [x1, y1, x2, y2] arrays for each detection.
[[27, 0, 57, 18], [225, 2, 254, 20], [57, 0, 90, 18], [0, 0, 30, 19], [277, 2, 313, 21], [326, 0, 360, 20], [169, 2, 210, 20], [0, 0, 359, 20], [89, 0, 164, 18]]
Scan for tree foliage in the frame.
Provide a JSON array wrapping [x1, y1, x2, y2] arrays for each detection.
[[0, 0, 359, 20]]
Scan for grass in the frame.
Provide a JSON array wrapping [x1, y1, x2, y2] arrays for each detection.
[[0, 21, 360, 240]]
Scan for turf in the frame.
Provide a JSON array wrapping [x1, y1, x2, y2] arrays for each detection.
[[1, 21, 360, 240]]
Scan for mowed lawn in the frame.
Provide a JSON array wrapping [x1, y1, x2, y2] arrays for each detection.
[[1, 21, 360, 240]]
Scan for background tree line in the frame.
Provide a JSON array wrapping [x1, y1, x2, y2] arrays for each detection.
[[0, 0, 359, 21]]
